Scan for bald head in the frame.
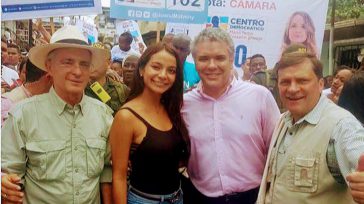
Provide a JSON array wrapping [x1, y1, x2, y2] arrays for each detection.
[[162, 33, 175, 47], [172, 33, 191, 62]]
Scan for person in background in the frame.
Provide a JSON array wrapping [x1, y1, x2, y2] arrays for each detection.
[[327, 66, 354, 104], [182, 27, 280, 204], [357, 48, 364, 70], [85, 42, 129, 116], [172, 33, 200, 91], [110, 43, 189, 204], [111, 31, 139, 62], [162, 33, 175, 47], [121, 54, 140, 88], [249, 53, 269, 87], [33, 19, 52, 43], [20, 48, 28, 60], [1, 58, 52, 126], [17, 57, 27, 83], [250, 53, 285, 112], [250, 54, 267, 74], [241, 57, 252, 81], [323, 75, 333, 89], [104, 42, 113, 51], [1, 25, 113, 204], [257, 48, 364, 204], [6, 43, 21, 71], [338, 71, 364, 125], [1, 37, 9, 66], [322, 65, 352, 95], [110, 59, 123, 78], [280, 11, 318, 58], [1, 37, 19, 93]]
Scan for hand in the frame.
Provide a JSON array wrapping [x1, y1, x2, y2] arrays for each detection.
[[332, 85, 343, 104], [106, 69, 123, 83], [347, 155, 364, 203], [1, 173, 24, 203], [1, 81, 11, 93]]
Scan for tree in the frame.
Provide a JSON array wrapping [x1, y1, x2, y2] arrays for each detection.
[[327, 0, 364, 22]]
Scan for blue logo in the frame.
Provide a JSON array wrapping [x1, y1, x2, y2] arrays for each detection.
[[207, 16, 229, 30]]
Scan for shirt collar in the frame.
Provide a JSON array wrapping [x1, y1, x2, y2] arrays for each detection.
[[50, 87, 86, 116], [20, 85, 32, 98], [196, 75, 235, 99], [284, 94, 328, 127]]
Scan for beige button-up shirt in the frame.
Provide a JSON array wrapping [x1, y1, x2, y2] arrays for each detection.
[[2, 87, 113, 204]]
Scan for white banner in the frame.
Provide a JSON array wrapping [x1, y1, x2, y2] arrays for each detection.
[[110, 0, 208, 24], [75, 19, 98, 44], [166, 0, 329, 71], [1, 0, 102, 21]]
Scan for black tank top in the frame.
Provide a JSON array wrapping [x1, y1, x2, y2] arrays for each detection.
[[121, 107, 185, 194]]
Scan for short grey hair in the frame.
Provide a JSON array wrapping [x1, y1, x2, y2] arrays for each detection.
[[191, 28, 234, 58], [46, 49, 58, 64], [172, 33, 191, 48]]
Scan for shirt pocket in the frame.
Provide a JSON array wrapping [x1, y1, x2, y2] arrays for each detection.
[[86, 139, 106, 178], [25, 140, 66, 180], [291, 157, 318, 193]]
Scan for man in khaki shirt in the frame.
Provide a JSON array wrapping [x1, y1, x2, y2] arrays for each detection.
[[257, 45, 364, 204], [1, 26, 113, 204]]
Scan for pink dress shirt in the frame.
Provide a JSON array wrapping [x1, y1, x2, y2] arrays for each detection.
[[182, 78, 280, 197]]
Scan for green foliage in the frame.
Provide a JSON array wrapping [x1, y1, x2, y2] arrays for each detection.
[[327, 0, 364, 23]]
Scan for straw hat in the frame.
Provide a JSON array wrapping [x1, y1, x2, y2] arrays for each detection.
[[282, 43, 308, 56], [28, 25, 110, 71]]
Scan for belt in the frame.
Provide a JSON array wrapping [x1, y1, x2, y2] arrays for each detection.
[[129, 186, 182, 203], [203, 186, 260, 204]]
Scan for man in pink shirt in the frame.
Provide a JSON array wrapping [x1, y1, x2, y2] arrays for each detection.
[[182, 28, 280, 204]]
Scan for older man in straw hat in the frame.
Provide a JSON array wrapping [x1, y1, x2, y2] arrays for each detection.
[[1, 26, 113, 204]]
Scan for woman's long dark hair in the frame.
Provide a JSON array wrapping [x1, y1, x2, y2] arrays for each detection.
[[338, 71, 364, 124], [128, 42, 190, 161]]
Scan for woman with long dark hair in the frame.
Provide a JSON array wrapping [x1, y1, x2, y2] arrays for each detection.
[[110, 42, 190, 204], [338, 71, 364, 125]]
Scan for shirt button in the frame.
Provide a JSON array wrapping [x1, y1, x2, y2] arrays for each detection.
[[76, 192, 79, 195], [73, 124, 76, 128], [75, 168, 79, 173], [74, 146, 78, 151]]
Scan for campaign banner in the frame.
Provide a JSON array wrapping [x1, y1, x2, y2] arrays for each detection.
[[115, 20, 147, 54], [165, 22, 204, 63], [75, 19, 99, 44], [110, 0, 208, 24], [166, 0, 329, 71], [1, 0, 102, 21]]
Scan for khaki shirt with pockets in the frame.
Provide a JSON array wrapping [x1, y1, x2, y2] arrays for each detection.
[[2, 87, 113, 204]]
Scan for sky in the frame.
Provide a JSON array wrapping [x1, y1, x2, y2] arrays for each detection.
[[101, 0, 110, 7]]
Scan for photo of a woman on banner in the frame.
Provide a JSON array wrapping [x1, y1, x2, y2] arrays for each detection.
[[280, 11, 318, 58]]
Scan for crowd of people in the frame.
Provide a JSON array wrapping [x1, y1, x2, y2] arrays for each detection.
[[1, 23, 364, 204]]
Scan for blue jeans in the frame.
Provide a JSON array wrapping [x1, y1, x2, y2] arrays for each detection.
[[127, 189, 183, 204]]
